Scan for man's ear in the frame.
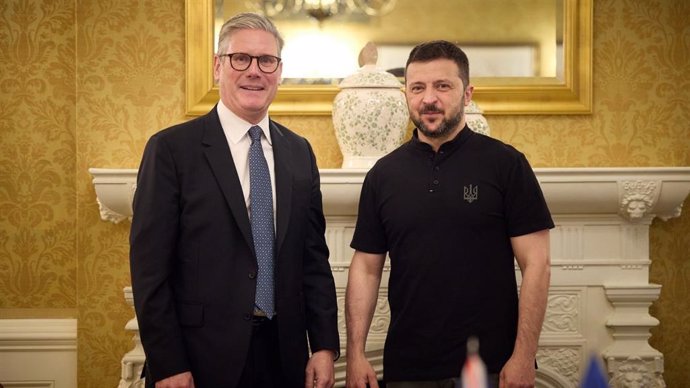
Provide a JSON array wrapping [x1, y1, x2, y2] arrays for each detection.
[[213, 55, 221, 82], [464, 85, 475, 105]]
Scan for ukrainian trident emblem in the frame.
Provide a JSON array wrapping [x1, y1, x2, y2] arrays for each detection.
[[463, 184, 478, 203]]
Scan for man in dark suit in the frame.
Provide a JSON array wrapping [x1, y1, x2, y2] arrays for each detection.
[[130, 12, 339, 388]]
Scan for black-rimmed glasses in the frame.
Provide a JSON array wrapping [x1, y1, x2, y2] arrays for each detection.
[[219, 52, 281, 74]]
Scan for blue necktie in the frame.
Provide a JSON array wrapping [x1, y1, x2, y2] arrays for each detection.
[[248, 125, 275, 318]]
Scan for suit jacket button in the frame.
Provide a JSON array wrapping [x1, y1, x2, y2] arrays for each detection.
[[248, 271, 256, 279], [244, 313, 251, 321]]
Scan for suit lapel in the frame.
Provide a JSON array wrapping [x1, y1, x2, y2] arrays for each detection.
[[270, 121, 293, 256], [201, 107, 255, 253]]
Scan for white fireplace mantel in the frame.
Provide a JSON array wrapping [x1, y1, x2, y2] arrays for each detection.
[[89, 167, 690, 222], [316, 167, 690, 219], [89, 167, 690, 388]]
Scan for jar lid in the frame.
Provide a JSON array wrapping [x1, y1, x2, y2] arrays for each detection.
[[338, 64, 403, 89]]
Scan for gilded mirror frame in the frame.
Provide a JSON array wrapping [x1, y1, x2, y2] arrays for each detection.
[[186, 0, 591, 116]]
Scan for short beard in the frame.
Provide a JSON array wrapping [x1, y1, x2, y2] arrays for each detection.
[[413, 103, 464, 139]]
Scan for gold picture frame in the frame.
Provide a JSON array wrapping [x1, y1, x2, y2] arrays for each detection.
[[185, 0, 592, 116]]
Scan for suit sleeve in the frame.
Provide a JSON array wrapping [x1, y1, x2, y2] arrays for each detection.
[[301, 140, 340, 356], [130, 133, 190, 381]]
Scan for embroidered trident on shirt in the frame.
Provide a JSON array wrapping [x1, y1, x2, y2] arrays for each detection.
[[464, 184, 478, 203]]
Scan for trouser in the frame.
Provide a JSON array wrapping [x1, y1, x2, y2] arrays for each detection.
[[386, 373, 500, 388], [237, 315, 285, 388]]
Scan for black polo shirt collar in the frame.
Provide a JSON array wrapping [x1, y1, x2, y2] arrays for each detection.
[[409, 124, 474, 155]]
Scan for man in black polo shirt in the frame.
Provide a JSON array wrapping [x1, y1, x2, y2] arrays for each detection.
[[345, 41, 554, 388]]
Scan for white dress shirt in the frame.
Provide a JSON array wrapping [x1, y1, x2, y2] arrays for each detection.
[[217, 101, 276, 223]]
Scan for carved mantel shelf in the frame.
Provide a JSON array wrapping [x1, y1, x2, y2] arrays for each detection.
[[317, 167, 690, 220], [90, 167, 690, 222], [89, 167, 690, 388]]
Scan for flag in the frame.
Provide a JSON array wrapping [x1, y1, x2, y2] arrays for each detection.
[[581, 354, 609, 388], [461, 337, 488, 388]]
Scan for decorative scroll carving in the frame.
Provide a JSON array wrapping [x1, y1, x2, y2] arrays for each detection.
[[543, 294, 579, 333], [96, 198, 129, 224], [537, 347, 581, 386], [369, 295, 391, 336], [618, 180, 660, 220]]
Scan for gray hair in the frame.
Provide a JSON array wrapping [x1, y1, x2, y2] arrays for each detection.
[[217, 12, 284, 56]]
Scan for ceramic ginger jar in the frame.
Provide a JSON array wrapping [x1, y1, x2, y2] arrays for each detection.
[[465, 100, 491, 136], [332, 63, 409, 169]]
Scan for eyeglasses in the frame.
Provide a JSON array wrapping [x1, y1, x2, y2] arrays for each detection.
[[219, 52, 281, 74]]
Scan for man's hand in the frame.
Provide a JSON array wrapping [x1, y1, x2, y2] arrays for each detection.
[[305, 349, 336, 388], [155, 371, 195, 388], [345, 354, 378, 388], [499, 355, 535, 388]]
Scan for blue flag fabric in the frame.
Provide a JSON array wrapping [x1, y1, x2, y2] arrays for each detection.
[[581, 354, 609, 388]]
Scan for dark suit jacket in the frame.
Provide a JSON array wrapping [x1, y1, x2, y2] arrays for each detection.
[[130, 106, 339, 388]]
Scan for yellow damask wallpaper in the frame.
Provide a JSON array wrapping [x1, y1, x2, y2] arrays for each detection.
[[0, 0, 688, 387], [0, 1, 77, 310]]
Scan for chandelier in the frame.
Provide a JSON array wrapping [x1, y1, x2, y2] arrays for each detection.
[[245, 0, 397, 22]]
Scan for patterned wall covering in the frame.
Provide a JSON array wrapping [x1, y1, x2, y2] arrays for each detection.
[[0, 0, 688, 387], [0, 1, 77, 309]]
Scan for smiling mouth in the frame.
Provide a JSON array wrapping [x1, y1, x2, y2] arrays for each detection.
[[241, 86, 264, 91]]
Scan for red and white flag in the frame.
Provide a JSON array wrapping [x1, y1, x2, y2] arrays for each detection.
[[461, 337, 488, 388]]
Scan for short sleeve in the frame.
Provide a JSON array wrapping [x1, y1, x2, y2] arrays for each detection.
[[503, 153, 554, 237], [350, 171, 388, 254]]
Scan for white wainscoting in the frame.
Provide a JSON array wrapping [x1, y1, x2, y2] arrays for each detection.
[[0, 319, 77, 388]]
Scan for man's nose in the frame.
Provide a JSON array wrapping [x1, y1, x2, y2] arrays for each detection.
[[421, 89, 438, 104], [245, 57, 261, 75]]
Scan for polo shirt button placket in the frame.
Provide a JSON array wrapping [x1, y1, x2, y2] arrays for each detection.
[[430, 162, 440, 192]]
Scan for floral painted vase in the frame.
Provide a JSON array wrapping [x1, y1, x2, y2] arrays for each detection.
[[332, 64, 409, 169], [465, 100, 491, 136]]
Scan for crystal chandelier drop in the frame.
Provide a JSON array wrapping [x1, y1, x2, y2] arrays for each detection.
[[245, 0, 397, 22]]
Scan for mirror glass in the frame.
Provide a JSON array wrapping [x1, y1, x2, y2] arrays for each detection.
[[216, 0, 564, 83], [186, 0, 591, 115]]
